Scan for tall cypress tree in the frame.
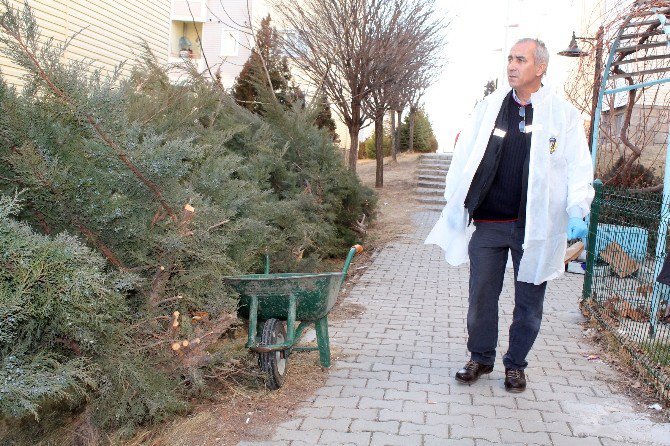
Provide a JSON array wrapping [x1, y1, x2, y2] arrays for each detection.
[[313, 93, 339, 142], [232, 15, 297, 114], [399, 110, 437, 153]]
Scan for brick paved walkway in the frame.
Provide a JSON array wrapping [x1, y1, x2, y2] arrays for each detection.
[[239, 211, 670, 446]]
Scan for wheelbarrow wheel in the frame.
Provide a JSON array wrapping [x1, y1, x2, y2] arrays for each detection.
[[259, 318, 288, 390]]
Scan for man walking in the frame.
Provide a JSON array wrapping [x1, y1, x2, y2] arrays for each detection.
[[425, 38, 594, 392]]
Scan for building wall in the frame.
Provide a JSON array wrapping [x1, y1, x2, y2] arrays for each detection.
[[0, 0, 171, 86], [169, 0, 253, 86], [597, 105, 670, 179], [168, 0, 352, 151]]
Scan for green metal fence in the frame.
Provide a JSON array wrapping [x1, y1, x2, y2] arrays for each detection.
[[583, 180, 670, 400]]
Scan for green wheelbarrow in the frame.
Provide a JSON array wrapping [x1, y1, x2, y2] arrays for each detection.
[[223, 244, 363, 389]]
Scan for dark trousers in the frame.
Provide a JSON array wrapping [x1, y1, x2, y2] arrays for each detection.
[[467, 221, 547, 370]]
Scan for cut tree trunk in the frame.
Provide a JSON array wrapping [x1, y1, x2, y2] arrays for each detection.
[[375, 113, 384, 188], [347, 102, 362, 171], [390, 110, 397, 162], [348, 125, 361, 172], [409, 107, 416, 153], [395, 109, 403, 155]]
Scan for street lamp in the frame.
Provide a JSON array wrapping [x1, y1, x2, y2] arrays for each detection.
[[558, 26, 604, 151], [558, 32, 589, 57]]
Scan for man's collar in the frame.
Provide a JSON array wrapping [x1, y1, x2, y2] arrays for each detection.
[[512, 89, 529, 106], [513, 84, 549, 106]]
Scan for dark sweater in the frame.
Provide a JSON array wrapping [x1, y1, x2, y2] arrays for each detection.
[[472, 97, 533, 221]]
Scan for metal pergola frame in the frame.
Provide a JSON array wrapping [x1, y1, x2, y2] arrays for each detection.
[[589, 5, 670, 337]]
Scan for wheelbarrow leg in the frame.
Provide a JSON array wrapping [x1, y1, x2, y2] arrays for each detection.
[[315, 316, 331, 368]]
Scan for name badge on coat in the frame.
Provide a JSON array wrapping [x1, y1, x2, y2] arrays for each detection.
[[492, 128, 506, 138]]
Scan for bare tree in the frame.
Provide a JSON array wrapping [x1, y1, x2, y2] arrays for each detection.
[[407, 69, 436, 153], [389, 82, 413, 162], [364, 0, 444, 186], [274, 0, 385, 171]]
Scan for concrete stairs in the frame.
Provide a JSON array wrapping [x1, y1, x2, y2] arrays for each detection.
[[416, 153, 451, 211]]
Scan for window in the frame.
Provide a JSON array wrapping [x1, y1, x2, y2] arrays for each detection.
[[615, 111, 625, 135], [221, 29, 240, 57], [279, 29, 309, 57]]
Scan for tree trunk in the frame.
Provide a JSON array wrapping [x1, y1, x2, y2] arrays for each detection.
[[395, 109, 403, 155], [347, 101, 362, 171], [390, 110, 397, 162], [375, 112, 384, 188], [348, 127, 360, 172], [408, 107, 416, 153]]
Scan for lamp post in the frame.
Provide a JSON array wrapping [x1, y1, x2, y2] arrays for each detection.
[[558, 26, 604, 152]]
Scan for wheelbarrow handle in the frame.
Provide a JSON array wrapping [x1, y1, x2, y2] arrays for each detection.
[[340, 244, 364, 287]]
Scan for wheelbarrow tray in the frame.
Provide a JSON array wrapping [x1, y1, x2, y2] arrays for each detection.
[[225, 272, 342, 322]]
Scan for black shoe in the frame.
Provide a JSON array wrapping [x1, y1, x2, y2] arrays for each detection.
[[455, 360, 494, 384], [504, 368, 526, 393]]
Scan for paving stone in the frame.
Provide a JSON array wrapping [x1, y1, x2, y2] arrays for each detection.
[[515, 398, 561, 413], [295, 406, 338, 418], [424, 436, 475, 446], [273, 427, 321, 443], [471, 415, 521, 431], [349, 419, 399, 434], [449, 402, 495, 417], [520, 419, 571, 435], [493, 406, 543, 422], [405, 400, 448, 415], [384, 389, 427, 402], [326, 377, 367, 387], [358, 396, 404, 411], [378, 408, 425, 424], [367, 378, 408, 391], [473, 441, 529, 446], [499, 428, 551, 445], [472, 395, 517, 409], [399, 421, 448, 437], [369, 432, 423, 446], [353, 370, 391, 381], [300, 416, 350, 432], [329, 407, 379, 421], [389, 371, 430, 383], [340, 386, 385, 399], [426, 412, 474, 428], [317, 430, 371, 445], [312, 395, 359, 409], [551, 433, 603, 446], [451, 424, 501, 442], [314, 385, 343, 397]]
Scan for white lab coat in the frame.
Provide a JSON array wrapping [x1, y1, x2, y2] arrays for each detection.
[[425, 86, 594, 285]]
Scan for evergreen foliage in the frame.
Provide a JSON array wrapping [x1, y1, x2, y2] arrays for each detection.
[[362, 131, 391, 159], [231, 16, 338, 141], [399, 110, 438, 153], [313, 93, 339, 142], [0, 194, 185, 438], [0, 2, 375, 438], [232, 15, 299, 114]]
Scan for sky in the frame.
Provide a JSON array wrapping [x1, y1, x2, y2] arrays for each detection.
[[424, 0, 600, 152]]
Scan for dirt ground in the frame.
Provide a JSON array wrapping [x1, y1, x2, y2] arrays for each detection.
[[128, 153, 422, 446], [354, 152, 422, 248]]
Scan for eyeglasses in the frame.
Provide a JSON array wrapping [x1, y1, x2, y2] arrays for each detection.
[[519, 106, 526, 133]]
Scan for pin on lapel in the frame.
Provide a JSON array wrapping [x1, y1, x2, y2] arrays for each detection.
[[549, 137, 557, 154]]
